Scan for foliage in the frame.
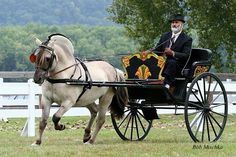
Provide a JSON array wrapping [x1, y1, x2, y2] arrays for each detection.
[[107, 0, 186, 50], [187, 0, 236, 72], [0, 0, 113, 26], [107, 0, 236, 73], [0, 24, 139, 71]]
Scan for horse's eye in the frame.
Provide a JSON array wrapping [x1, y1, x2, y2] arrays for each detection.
[[45, 57, 51, 62]]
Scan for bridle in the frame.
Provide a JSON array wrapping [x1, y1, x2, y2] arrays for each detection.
[[34, 44, 56, 72], [30, 34, 82, 81]]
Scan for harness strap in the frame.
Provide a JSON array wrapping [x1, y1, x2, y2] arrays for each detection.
[[75, 58, 93, 102], [46, 58, 93, 103], [76, 58, 93, 89]]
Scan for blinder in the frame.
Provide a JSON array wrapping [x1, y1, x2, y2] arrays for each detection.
[[30, 44, 56, 71]]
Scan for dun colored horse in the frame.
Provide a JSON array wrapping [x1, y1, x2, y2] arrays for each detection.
[[29, 34, 128, 145]]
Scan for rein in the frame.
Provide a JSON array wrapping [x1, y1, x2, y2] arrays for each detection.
[[48, 60, 80, 78]]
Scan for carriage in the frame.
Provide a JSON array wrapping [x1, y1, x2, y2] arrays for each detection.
[[30, 34, 228, 145], [110, 48, 228, 142]]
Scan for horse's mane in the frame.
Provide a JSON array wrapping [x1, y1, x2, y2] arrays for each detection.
[[47, 34, 75, 55]]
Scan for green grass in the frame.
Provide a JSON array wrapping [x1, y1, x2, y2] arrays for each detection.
[[1, 114, 236, 157]]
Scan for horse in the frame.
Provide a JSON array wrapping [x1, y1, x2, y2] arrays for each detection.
[[29, 33, 128, 145]]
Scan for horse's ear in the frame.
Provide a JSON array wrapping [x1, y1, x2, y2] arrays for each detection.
[[35, 37, 42, 45]]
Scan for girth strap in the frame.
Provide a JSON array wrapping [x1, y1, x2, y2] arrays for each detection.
[[75, 58, 92, 102]]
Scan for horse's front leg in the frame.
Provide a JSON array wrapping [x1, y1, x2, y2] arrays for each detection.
[[52, 101, 72, 131], [32, 98, 51, 146], [83, 103, 98, 143]]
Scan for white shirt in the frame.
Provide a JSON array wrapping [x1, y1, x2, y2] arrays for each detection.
[[171, 31, 182, 43]]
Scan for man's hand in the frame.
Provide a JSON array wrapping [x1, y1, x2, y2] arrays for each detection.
[[164, 48, 174, 56]]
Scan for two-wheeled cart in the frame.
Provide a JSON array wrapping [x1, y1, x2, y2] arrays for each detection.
[[110, 48, 228, 142]]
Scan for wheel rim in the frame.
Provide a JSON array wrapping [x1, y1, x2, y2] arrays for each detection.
[[185, 73, 228, 142], [111, 101, 152, 141]]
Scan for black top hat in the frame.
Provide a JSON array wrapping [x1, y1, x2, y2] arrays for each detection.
[[169, 14, 185, 23]]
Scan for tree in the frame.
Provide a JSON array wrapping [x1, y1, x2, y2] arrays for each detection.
[[107, 0, 236, 72], [0, 24, 139, 71], [187, 0, 236, 72], [107, 0, 186, 50]]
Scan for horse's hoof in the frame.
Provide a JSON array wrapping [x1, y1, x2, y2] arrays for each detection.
[[83, 135, 91, 143], [55, 124, 66, 131], [31, 140, 41, 146], [60, 124, 66, 130], [84, 141, 93, 145]]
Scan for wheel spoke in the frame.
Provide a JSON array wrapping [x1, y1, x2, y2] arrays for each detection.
[[210, 103, 225, 109], [137, 110, 152, 123], [209, 113, 223, 129], [196, 81, 205, 105], [136, 111, 146, 132], [206, 114, 210, 141], [201, 114, 206, 142], [212, 82, 219, 93], [208, 114, 217, 138], [134, 114, 139, 139], [190, 112, 203, 129], [203, 77, 207, 103], [118, 111, 131, 128], [191, 90, 205, 107], [124, 109, 130, 113], [210, 110, 226, 117], [124, 114, 132, 137], [206, 76, 212, 101], [188, 101, 204, 109], [194, 113, 204, 137], [210, 91, 223, 104], [188, 110, 202, 116], [131, 115, 134, 140]]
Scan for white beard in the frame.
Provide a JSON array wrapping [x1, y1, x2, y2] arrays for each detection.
[[171, 24, 183, 34]]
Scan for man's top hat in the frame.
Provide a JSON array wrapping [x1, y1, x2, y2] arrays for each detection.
[[169, 14, 185, 23]]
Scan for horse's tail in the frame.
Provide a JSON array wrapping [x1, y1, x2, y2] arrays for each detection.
[[109, 69, 129, 119]]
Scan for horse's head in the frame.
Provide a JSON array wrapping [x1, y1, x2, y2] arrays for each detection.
[[30, 39, 57, 84], [29, 34, 75, 84]]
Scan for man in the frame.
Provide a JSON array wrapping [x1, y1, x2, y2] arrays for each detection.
[[150, 14, 192, 92]]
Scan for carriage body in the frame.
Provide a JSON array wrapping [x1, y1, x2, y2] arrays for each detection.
[[122, 48, 212, 102], [111, 48, 228, 142]]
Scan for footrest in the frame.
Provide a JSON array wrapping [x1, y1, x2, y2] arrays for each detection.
[[141, 107, 159, 120]]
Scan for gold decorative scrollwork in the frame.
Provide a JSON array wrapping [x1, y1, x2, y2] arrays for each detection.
[[193, 66, 209, 77], [121, 51, 166, 80]]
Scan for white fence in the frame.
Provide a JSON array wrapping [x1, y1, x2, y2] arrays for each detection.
[[0, 78, 90, 137], [0, 78, 236, 137]]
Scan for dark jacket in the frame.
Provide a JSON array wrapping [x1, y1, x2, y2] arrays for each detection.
[[152, 31, 192, 61]]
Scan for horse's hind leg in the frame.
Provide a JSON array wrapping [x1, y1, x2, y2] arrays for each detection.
[[83, 103, 98, 143], [87, 92, 114, 144], [52, 102, 72, 130]]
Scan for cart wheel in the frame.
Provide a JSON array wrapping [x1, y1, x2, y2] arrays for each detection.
[[111, 100, 152, 141], [185, 72, 228, 142]]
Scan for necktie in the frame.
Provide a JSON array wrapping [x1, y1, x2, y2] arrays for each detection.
[[169, 35, 175, 48]]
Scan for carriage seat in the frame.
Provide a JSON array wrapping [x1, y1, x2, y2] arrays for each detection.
[[181, 48, 212, 79]]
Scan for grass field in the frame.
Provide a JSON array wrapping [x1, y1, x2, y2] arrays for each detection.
[[0, 114, 236, 157]]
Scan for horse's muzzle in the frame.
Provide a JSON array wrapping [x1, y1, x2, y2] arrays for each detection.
[[33, 68, 47, 84]]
